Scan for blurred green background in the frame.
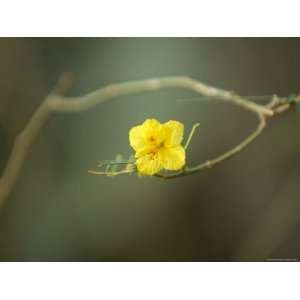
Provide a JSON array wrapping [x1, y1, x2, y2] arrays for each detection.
[[0, 38, 300, 261]]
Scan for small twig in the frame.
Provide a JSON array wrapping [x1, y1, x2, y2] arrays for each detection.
[[155, 113, 266, 180], [98, 161, 133, 167], [88, 169, 134, 176], [184, 123, 200, 150], [266, 94, 280, 109], [0, 75, 297, 205]]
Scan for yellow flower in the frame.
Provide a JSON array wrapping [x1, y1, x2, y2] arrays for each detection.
[[129, 118, 186, 175]]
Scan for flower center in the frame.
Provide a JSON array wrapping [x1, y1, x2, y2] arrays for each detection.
[[158, 141, 164, 148], [149, 136, 156, 142]]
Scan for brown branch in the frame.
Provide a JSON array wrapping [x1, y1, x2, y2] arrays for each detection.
[[0, 75, 296, 205]]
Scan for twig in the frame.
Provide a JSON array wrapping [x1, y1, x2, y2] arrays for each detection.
[[155, 113, 266, 179], [184, 123, 200, 150], [0, 75, 297, 205], [88, 169, 134, 176]]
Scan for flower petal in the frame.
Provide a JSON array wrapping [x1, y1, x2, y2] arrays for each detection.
[[143, 118, 166, 144], [142, 118, 161, 130], [129, 125, 145, 151], [135, 146, 153, 158], [159, 145, 186, 170], [136, 153, 163, 175], [164, 120, 184, 146]]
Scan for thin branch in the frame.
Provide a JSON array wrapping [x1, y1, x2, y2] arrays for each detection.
[[46, 77, 274, 116], [155, 113, 266, 179], [0, 75, 296, 205], [184, 123, 200, 150], [88, 169, 134, 176]]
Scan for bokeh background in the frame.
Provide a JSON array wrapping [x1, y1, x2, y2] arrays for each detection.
[[0, 38, 300, 261]]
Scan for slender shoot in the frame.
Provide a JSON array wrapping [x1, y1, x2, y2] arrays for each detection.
[[184, 123, 200, 150]]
